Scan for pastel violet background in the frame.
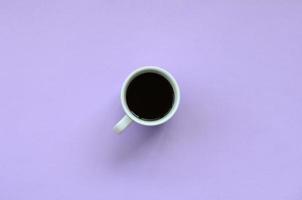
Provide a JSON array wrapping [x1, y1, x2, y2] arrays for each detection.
[[0, 1, 302, 199]]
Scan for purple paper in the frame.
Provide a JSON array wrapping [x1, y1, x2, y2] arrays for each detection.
[[1, 1, 302, 199]]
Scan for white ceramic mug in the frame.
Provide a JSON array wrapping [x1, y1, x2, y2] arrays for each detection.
[[113, 66, 180, 134]]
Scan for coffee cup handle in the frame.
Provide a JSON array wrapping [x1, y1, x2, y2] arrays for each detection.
[[113, 115, 132, 134]]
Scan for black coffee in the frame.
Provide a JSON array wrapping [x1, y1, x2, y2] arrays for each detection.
[[126, 72, 174, 120]]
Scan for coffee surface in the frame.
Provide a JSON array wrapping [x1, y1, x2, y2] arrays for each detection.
[[126, 72, 174, 120]]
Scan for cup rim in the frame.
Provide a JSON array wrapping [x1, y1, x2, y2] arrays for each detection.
[[120, 66, 180, 126]]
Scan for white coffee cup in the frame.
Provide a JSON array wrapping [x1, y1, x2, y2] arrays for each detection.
[[113, 66, 180, 134]]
